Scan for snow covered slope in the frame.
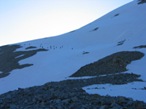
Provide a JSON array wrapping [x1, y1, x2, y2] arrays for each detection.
[[0, 0, 146, 102]]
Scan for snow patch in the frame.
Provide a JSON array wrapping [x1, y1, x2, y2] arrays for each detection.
[[83, 82, 146, 102]]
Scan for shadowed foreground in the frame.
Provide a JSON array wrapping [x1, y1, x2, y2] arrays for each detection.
[[0, 51, 146, 109]]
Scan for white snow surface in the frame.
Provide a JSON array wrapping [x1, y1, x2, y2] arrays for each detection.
[[83, 82, 146, 102], [0, 1, 146, 102]]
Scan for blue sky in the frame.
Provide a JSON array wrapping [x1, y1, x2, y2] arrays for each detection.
[[0, 0, 133, 45]]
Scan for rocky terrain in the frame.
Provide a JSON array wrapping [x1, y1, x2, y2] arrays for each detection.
[[70, 51, 144, 77], [0, 74, 145, 109], [0, 50, 146, 109], [0, 45, 47, 78]]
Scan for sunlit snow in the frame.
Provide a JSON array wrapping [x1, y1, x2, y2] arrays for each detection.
[[0, 0, 146, 103]]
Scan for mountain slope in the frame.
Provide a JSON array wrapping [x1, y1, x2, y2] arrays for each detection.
[[0, 0, 146, 105]]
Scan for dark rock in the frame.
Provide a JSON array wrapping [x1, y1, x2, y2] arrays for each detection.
[[114, 13, 120, 17], [92, 27, 99, 31], [25, 46, 37, 49], [9, 104, 17, 109], [0, 79, 146, 109], [133, 45, 146, 49], [111, 102, 122, 109], [99, 105, 108, 109], [0, 44, 47, 78], [138, 0, 146, 4], [0, 51, 146, 109], [70, 51, 144, 77], [117, 39, 126, 46]]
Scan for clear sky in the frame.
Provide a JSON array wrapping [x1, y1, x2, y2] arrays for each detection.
[[0, 0, 133, 46]]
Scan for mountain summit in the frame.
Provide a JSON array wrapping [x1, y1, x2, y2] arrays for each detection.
[[0, 1, 146, 108]]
